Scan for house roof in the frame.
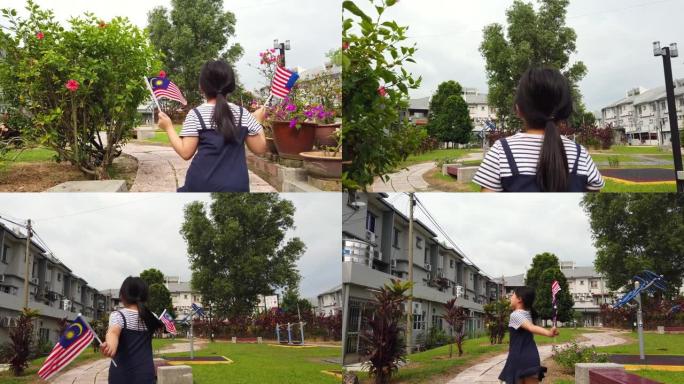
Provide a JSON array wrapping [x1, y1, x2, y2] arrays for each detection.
[[561, 266, 602, 279], [464, 93, 488, 105], [166, 281, 193, 293], [408, 97, 430, 111], [493, 273, 526, 287]]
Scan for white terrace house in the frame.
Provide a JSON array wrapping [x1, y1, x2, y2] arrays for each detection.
[[341, 192, 500, 365], [0, 223, 104, 346], [601, 80, 684, 146]]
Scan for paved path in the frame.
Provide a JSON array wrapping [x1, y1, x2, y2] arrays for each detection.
[[446, 331, 627, 384], [122, 142, 276, 192], [50, 340, 208, 384], [370, 152, 484, 192]]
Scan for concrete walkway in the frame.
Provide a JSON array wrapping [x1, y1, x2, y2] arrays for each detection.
[[370, 152, 484, 192], [50, 340, 207, 384], [446, 331, 627, 384], [122, 142, 276, 192]]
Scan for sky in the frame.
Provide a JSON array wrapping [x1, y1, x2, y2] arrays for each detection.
[[0, 193, 341, 299], [1, 0, 341, 93], [383, 193, 596, 279], [354, 0, 684, 111]]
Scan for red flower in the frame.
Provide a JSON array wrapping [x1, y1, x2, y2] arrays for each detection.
[[342, 41, 350, 50], [378, 86, 387, 97], [36, 32, 44, 40], [159, 70, 167, 78], [65, 80, 79, 92], [98, 20, 107, 28]]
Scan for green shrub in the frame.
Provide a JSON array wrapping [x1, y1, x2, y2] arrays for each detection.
[[552, 342, 609, 374], [425, 327, 450, 350], [608, 156, 620, 168]]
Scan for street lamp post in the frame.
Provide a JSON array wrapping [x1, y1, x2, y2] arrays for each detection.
[[653, 41, 684, 192], [273, 39, 291, 68]]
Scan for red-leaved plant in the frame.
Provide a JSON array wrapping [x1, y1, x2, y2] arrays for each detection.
[[9, 308, 39, 376], [443, 298, 469, 357], [361, 279, 412, 384]]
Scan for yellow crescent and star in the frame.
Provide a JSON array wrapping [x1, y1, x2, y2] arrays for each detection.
[[65, 323, 83, 340]]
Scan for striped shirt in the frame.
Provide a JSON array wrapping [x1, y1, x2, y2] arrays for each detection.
[[473, 133, 604, 192], [509, 309, 532, 330], [179, 102, 263, 137], [108, 308, 148, 332]]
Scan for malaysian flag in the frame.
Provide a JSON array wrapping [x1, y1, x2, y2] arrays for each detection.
[[191, 303, 206, 317], [159, 309, 177, 335], [148, 75, 187, 106], [38, 315, 95, 380], [270, 66, 299, 99]]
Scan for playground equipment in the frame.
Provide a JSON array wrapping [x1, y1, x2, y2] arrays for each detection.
[[613, 270, 667, 361], [275, 322, 306, 345]]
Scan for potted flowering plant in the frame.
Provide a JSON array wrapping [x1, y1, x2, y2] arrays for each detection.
[[297, 68, 341, 148], [300, 125, 342, 180], [266, 96, 316, 160]]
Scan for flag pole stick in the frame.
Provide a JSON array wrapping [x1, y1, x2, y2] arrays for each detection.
[[143, 76, 161, 111], [79, 313, 118, 367]]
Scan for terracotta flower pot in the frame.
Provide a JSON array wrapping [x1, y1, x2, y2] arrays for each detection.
[[314, 123, 341, 148], [271, 121, 316, 160], [300, 150, 342, 179]]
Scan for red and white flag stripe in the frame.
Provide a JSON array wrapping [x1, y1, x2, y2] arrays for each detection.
[[551, 280, 561, 302], [38, 330, 94, 380]]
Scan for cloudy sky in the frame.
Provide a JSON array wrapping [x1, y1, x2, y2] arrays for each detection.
[[0, 193, 340, 299], [383, 193, 596, 279], [354, 0, 684, 111], [2, 0, 341, 93]]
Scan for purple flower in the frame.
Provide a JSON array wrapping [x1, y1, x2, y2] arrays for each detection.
[[289, 118, 298, 128], [286, 103, 297, 112]]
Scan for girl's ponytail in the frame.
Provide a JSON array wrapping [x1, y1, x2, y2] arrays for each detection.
[[537, 119, 568, 192], [199, 60, 239, 143], [138, 302, 163, 334], [119, 276, 163, 333]]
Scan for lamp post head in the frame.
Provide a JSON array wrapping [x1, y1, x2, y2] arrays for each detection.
[[653, 41, 662, 56], [273, 39, 279, 49], [285, 40, 291, 50], [671, 43, 679, 58]]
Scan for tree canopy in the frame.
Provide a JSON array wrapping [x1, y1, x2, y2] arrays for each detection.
[[525, 252, 574, 322], [427, 81, 473, 144]]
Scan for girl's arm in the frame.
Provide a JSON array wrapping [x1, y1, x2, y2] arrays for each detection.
[[521, 321, 558, 338], [158, 112, 199, 160], [100, 325, 122, 358], [245, 106, 268, 155]]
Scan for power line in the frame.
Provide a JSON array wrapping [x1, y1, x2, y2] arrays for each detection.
[[35, 195, 166, 222], [0, 214, 28, 229]]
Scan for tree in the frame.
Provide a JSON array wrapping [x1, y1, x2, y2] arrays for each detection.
[[479, 0, 588, 132], [534, 268, 574, 324], [484, 298, 510, 345], [443, 298, 469, 357], [525, 252, 561, 291], [0, 1, 161, 179], [9, 308, 39, 376], [361, 279, 411, 384], [140, 268, 165, 287], [281, 287, 313, 318], [148, 284, 174, 318], [180, 194, 305, 320], [581, 194, 684, 297], [147, 0, 244, 107], [342, 0, 425, 190], [427, 81, 473, 144]]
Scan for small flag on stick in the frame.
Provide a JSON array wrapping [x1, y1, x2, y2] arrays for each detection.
[[551, 280, 561, 327], [159, 309, 177, 335], [38, 315, 95, 380], [191, 303, 206, 317], [147, 73, 187, 106]]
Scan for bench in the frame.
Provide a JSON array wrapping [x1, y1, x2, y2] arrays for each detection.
[[589, 369, 661, 384]]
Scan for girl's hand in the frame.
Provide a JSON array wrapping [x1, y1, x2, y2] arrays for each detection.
[[157, 112, 173, 131], [550, 327, 559, 337], [252, 106, 267, 124], [100, 341, 117, 358]]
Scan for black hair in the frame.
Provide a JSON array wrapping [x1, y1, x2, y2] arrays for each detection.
[[199, 60, 238, 143], [119, 276, 162, 333], [514, 286, 536, 311], [515, 67, 574, 192]]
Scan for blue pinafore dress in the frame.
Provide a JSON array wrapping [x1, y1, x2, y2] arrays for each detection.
[[498, 321, 547, 383], [499, 138, 588, 192], [109, 311, 155, 384], [178, 107, 250, 192]]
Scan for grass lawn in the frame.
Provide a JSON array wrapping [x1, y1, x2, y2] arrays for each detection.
[[596, 332, 684, 355], [634, 370, 684, 383], [163, 342, 340, 384], [0, 147, 57, 167], [591, 154, 641, 163], [398, 148, 479, 169], [591, 146, 668, 155], [0, 338, 181, 383], [358, 328, 590, 384], [140, 125, 182, 145], [602, 179, 677, 193]]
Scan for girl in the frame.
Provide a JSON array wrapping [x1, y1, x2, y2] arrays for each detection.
[[100, 276, 163, 384], [473, 67, 604, 192], [157, 60, 268, 192], [499, 286, 558, 384]]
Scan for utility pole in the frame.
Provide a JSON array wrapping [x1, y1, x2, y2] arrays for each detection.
[[653, 41, 684, 192], [634, 281, 645, 361], [406, 193, 415, 355], [23, 219, 32, 309]]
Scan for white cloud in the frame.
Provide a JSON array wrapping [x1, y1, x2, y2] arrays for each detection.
[[0, 193, 340, 298]]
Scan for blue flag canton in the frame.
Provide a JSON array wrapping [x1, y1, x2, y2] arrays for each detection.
[[285, 72, 300, 89], [150, 77, 171, 91], [58, 317, 88, 348]]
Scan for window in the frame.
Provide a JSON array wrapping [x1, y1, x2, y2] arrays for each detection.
[[450, 259, 454, 268], [580, 280, 585, 285], [590, 280, 598, 289], [365, 212, 376, 233], [416, 237, 423, 249], [413, 311, 426, 331], [1, 245, 9, 264], [38, 328, 50, 344], [392, 228, 400, 248], [57, 273, 61, 282], [184, 294, 188, 299]]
